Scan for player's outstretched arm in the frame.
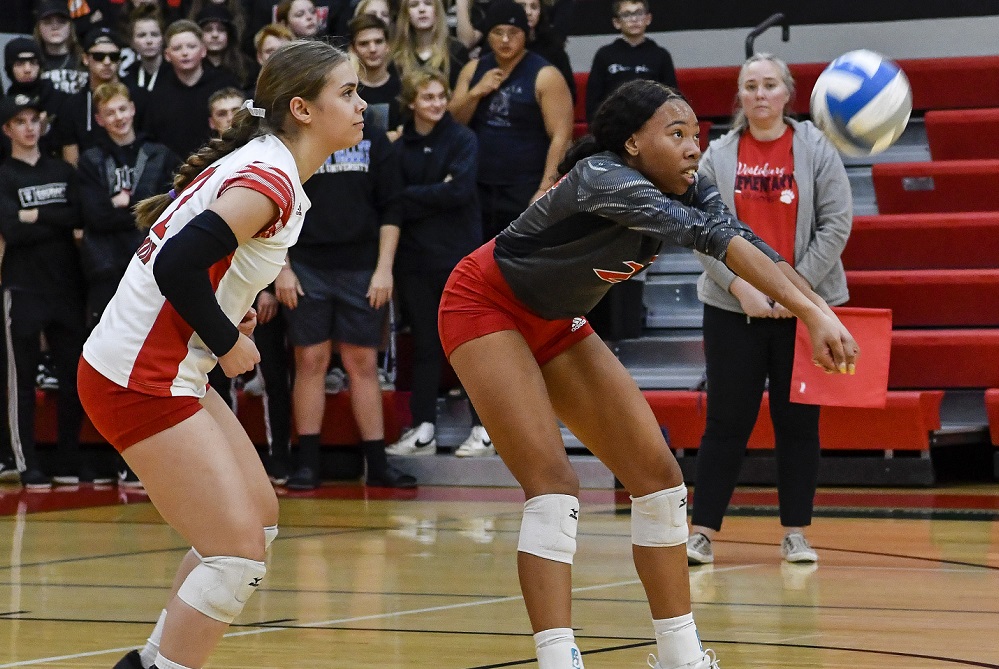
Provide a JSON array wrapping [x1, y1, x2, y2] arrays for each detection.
[[724, 236, 858, 374]]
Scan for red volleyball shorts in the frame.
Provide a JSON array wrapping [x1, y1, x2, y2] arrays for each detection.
[[78, 357, 203, 453], [439, 239, 595, 365]]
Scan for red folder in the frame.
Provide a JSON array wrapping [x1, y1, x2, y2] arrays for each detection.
[[790, 307, 892, 408]]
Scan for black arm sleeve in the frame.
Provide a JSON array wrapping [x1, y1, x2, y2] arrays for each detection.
[[152, 209, 241, 357]]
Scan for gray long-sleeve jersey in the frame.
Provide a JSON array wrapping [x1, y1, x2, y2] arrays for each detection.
[[493, 151, 783, 320]]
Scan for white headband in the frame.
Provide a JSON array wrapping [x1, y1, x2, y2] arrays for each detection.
[[241, 99, 266, 118]]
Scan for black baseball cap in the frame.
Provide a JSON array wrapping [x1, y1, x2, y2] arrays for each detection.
[[34, 0, 71, 21], [82, 26, 123, 52], [0, 94, 44, 126]]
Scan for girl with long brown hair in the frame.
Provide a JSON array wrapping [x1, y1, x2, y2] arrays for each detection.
[[77, 40, 367, 669]]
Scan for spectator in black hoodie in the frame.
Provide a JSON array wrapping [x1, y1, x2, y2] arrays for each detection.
[[0, 95, 96, 489], [277, 122, 415, 490], [584, 0, 677, 123], [55, 26, 126, 166], [385, 68, 483, 458], [77, 82, 180, 330], [142, 19, 240, 158], [33, 0, 89, 95], [3, 37, 65, 160]]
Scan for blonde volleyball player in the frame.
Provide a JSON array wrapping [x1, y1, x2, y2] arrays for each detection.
[[77, 40, 366, 669]]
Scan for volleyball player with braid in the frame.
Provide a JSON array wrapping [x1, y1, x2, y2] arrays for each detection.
[[77, 41, 367, 669], [438, 80, 859, 669]]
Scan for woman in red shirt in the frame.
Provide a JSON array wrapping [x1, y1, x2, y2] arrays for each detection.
[[687, 53, 853, 567]]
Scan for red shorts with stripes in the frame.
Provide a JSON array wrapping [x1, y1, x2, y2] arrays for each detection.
[[77, 357, 203, 453], [438, 239, 594, 365]]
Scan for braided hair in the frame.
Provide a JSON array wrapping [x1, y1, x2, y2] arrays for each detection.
[[135, 39, 349, 229], [558, 80, 689, 176]]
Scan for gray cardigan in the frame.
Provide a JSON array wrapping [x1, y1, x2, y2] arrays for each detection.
[[695, 118, 852, 313]]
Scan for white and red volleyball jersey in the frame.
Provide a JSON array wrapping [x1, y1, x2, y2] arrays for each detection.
[[83, 134, 310, 397]]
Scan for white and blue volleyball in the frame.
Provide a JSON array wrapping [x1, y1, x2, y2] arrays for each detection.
[[810, 50, 912, 156]]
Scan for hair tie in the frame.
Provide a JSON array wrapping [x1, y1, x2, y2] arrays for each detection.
[[168, 189, 177, 199], [241, 99, 266, 118]]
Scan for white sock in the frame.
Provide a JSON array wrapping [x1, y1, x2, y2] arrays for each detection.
[[535, 627, 584, 669], [139, 609, 167, 668], [653, 613, 703, 668], [154, 653, 194, 669]]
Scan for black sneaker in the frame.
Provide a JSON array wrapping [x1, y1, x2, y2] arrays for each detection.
[[285, 466, 320, 491], [0, 458, 20, 483], [118, 467, 145, 490], [266, 455, 290, 486], [366, 466, 417, 489], [20, 468, 51, 490], [113, 649, 144, 669], [79, 465, 115, 486]]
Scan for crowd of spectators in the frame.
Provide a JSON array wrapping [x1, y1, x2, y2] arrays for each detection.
[[0, 0, 679, 489]]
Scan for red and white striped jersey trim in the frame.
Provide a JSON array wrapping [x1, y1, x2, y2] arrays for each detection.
[[82, 134, 310, 398], [218, 161, 296, 238]]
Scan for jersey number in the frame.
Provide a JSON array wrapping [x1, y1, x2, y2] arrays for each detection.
[[137, 166, 218, 264]]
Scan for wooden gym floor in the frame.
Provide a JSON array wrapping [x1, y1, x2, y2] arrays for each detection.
[[0, 483, 997, 668]]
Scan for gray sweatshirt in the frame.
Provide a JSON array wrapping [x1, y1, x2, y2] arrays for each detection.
[[696, 119, 852, 313]]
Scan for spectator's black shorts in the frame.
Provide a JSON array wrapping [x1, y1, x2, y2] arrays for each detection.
[[284, 261, 386, 348]]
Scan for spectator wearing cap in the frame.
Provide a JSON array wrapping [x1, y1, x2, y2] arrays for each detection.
[[0, 94, 93, 489], [3, 37, 66, 160], [449, 0, 573, 239], [187, 0, 248, 45], [141, 19, 240, 158], [196, 4, 254, 87], [55, 26, 125, 165], [33, 0, 89, 95]]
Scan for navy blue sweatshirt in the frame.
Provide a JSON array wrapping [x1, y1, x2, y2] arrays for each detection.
[[292, 125, 402, 271], [395, 113, 482, 273]]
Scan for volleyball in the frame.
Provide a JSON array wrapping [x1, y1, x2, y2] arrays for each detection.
[[809, 49, 912, 156]]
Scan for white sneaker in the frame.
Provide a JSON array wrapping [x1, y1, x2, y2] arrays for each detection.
[[377, 367, 395, 391], [781, 532, 818, 563], [649, 649, 720, 669], [686, 533, 714, 565], [324, 368, 348, 394], [242, 372, 265, 396], [386, 422, 437, 456], [454, 426, 494, 457]]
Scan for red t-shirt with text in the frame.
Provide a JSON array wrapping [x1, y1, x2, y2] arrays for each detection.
[[733, 128, 798, 265]]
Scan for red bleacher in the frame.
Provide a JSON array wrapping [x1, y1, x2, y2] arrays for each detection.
[[846, 269, 999, 327], [872, 159, 999, 214], [36, 389, 405, 448], [644, 390, 943, 452], [986, 389, 999, 446], [888, 330, 999, 389], [925, 108, 999, 160], [843, 213, 999, 270]]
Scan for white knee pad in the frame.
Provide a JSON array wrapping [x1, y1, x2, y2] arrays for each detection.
[[517, 494, 579, 564], [631, 484, 689, 548], [177, 555, 266, 624], [264, 525, 278, 550]]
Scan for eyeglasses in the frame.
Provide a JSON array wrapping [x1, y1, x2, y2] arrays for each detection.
[[89, 51, 122, 63], [617, 9, 648, 20]]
